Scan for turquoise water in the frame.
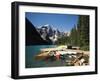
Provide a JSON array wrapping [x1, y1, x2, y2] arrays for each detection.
[[25, 45, 72, 68], [25, 45, 58, 68]]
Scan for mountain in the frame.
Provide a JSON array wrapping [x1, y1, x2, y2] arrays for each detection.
[[26, 18, 69, 45], [25, 18, 52, 46], [36, 24, 62, 44]]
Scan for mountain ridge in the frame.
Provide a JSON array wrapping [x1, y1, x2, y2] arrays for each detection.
[[26, 18, 52, 46]]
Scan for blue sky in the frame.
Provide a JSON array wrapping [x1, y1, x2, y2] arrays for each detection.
[[26, 12, 79, 32]]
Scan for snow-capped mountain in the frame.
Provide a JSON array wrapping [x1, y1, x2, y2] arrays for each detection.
[[36, 24, 61, 44], [26, 17, 70, 45]]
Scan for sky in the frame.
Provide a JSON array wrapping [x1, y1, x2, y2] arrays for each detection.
[[26, 12, 79, 32]]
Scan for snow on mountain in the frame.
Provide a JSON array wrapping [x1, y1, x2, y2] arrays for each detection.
[[36, 24, 68, 44]]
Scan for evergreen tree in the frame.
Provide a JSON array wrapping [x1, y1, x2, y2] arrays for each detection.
[[77, 15, 89, 48], [69, 15, 89, 50], [70, 25, 78, 46]]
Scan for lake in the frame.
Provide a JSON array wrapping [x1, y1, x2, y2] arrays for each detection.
[[25, 45, 72, 68]]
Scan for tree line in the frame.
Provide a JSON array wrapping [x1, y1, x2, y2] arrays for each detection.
[[56, 15, 89, 51]]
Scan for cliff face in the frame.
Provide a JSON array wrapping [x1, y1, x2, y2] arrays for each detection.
[[36, 24, 61, 44], [25, 18, 52, 46]]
